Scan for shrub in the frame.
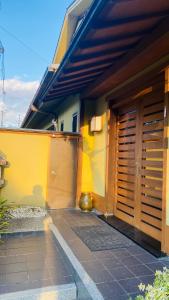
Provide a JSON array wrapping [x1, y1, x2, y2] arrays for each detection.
[[0, 197, 12, 234], [134, 267, 169, 300]]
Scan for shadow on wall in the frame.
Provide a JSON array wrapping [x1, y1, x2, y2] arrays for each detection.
[[22, 185, 45, 207]]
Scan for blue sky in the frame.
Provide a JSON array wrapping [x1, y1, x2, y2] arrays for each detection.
[[0, 0, 73, 127]]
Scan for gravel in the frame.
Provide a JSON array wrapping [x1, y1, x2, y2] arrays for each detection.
[[4, 207, 51, 233], [9, 206, 47, 219]]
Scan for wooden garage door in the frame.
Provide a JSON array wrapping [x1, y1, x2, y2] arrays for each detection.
[[114, 80, 164, 241]]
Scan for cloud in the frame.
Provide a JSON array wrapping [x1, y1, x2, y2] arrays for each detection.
[[0, 78, 39, 127]]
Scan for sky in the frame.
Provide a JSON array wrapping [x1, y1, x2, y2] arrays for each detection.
[[0, 0, 73, 127]]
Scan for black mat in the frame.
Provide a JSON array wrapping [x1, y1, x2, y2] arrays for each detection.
[[72, 225, 133, 251]]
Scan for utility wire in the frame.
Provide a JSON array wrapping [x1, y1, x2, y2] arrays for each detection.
[[0, 24, 49, 64], [0, 40, 5, 98]]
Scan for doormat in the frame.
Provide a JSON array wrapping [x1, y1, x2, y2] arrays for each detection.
[[72, 225, 133, 251]]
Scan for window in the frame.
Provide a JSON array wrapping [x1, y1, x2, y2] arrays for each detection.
[[60, 121, 64, 132], [72, 113, 78, 133]]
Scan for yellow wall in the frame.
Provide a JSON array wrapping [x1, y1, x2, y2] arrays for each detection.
[[58, 95, 80, 132], [0, 131, 50, 207], [81, 98, 108, 196]]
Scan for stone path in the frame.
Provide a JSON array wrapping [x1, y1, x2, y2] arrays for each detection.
[[50, 209, 169, 300]]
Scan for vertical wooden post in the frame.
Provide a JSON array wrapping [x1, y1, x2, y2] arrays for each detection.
[[105, 105, 117, 216], [134, 101, 143, 229], [76, 136, 83, 208], [105, 107, 114, 215], [162, 67, 169, 253], [76, 99, 85, 208]]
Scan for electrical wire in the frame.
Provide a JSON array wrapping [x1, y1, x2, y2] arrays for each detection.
[[0, 24, 49, 64], [0, 40, 5, 98]]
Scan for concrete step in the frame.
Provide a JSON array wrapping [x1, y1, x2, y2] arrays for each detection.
[[0, 284, 77, 300]]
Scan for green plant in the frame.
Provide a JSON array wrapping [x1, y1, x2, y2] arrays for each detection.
[[133, 267, 169, 300], [0, 197, 12, 234]]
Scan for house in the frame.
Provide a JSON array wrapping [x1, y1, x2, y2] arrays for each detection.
[[22, 0, 169, 255]]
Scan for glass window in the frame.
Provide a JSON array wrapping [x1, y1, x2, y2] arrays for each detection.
[[72, 113, 78, 133], [60, 121, 64, 132]]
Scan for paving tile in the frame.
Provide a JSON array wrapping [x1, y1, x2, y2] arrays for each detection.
[[0, 250, 6, 256], [120, 256, 142, 267], [102, 257, 123, 269], [6, 271, 28, 284], [94, 250, 115, 260], [119, 277, 140, 294], [97, 281, 127, 300], [82, 261, 114, 284], [28, 269, 51, 281], [0, 273, 6, 285], [138, 275, 154, 286], [0, 262, 27, 274], [0, 255, 26, 265], [145, 262, 165, 272], [127, 264, 153, 276], [127, 245, 148, 256], [69, 239, 96, 261], [27, 261, 47, 271], [108, 265, 135, 280], [51, 275, 74, 285], [48, 260, 73, 277], [112, 248, 132, 258], [136, 253, 157, 264]]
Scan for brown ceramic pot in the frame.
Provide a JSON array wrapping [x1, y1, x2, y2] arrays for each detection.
[[79, 192, 93, 212]]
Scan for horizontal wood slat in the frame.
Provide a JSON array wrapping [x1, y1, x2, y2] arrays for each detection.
[[117, 180, 135, 190], [118, 151, 135, 158], [141, 195, 162, 209], [143, 112, 164, 123], [118, 113, 136, 123], [117, 202, 134, 216], [142, 150, 163, 159], [118, 159, 135, 166], [143, 132, 163, 141], [117, 195, 135, 208], [141, 213, 162, 229], [141, 169, 163, 178], [141, 177, 162, 188], [142, 160, 163, 168], [119, 128, 136, 137], [140, 222, 161, 241], [142, 141, 163, 149], [118, 166, 135, 175], [118, 144, 135, 151], [116, 210, 134, 226], [117, 187, 134, 199], [141, 187, 162, 199], [143, 102, 164, 115], [119, 120, 136, 129], [141, 204, 162, 219], [117, 173, 136, 183], [142, 120, 164, 132]]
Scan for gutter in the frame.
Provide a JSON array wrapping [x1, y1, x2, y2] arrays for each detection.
[[22, 64, 58, 127]]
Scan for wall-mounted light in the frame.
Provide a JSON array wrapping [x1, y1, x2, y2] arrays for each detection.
[[90, 116, 102, 133]]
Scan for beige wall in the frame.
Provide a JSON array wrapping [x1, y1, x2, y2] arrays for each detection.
[[81, 98, 108, 197], [0, 131, 50, 207], [57, 95, 80, 132]]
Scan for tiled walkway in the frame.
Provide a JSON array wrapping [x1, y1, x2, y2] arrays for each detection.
[[50, 209, 169, 300], [0, 231, 75, 297]]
